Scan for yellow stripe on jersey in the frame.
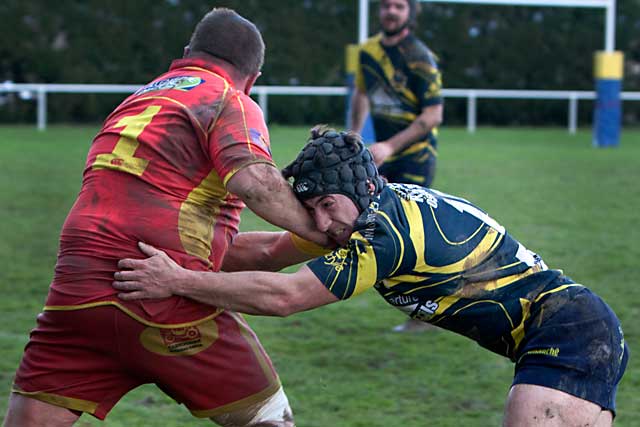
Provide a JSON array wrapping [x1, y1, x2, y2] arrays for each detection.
[[416, 227, 503, 275], [377, 211, 405, 276], [399, 198, 425, 271], [450, 300, 514, 328], [179, 169, 227, 263], [359, 36, 418, 103], [533, 283, 584, 303], [290, 233, 332, 256], [236, 94, 255, 155], [382, 110, 418, 123], [431, 205, 484, 246], [510, 297, 533, 351], [400, 173, 427, 184], [208, 80, 230, 134], [386, 273, 461, 290], [351, 232, 379, 296], [355, 35, 382, 91]]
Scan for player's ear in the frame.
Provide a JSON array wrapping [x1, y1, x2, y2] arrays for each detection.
[[367, 179, 376, 195], [244, 71, 261, 95]]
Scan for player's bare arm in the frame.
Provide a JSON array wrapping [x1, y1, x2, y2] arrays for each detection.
[[369, 103, 443, 165], [221, 231, 318, 272], [226, 162, 331, 247], [349, 88, 370, 133], [114, 242, 338, 316]]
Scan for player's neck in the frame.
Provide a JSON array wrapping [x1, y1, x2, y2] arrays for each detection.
[[381, 28, 410, 46]]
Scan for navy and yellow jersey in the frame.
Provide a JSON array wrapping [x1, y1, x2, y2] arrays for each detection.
[[306, 183, 582, 360], [355, 34, 442, 158]]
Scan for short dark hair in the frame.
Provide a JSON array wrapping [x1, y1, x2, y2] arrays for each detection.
[[189, 8, 264, 77]]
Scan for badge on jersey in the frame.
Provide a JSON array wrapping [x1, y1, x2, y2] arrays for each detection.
[[135, 76, 204, 96]]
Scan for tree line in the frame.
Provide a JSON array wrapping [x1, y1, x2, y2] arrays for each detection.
[[1, 0, 639, 126]]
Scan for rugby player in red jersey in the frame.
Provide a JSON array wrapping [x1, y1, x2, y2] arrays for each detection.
[[3, 8, 329, 427]]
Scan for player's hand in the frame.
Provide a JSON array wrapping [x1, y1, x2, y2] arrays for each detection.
[[368, 141, 394, 166], [113, 242, 185, 300]]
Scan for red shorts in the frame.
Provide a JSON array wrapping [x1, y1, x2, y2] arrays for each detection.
[[12, 306, 281, 420]]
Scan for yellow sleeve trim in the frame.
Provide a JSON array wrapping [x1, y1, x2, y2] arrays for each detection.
[[594, 51, 624, 79], [290, 233, 332, 256], [221, 159, 277, 187]]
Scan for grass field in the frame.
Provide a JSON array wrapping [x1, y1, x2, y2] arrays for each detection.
[[0, 125, 638, 426]]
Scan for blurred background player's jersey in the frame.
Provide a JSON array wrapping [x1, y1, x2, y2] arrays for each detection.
[[305, 183, 581, 360], [46, 57, 274, 326], [356, 34, 442, 174]]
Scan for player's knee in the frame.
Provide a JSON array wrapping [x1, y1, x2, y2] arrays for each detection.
[[209, 387, 294, 427], [3, 393, 80, 427]]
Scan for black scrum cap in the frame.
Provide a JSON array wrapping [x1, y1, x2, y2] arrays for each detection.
[[282, 126, 385, 212]]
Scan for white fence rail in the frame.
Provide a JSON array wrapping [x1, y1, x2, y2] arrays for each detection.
[[2, 82, 640, 133]]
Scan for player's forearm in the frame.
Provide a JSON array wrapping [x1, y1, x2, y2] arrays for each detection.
[[221, 231, 315, 272], [243, 184, 327, 246], [227, 163, 329, 246], [174, 269, 300, 316], [222, 231, 286, 272], [385, 104, 443, 153]]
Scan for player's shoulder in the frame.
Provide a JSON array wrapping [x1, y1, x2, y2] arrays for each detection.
[[401, 35, 439, 68], [223, 88, 262, 117], [359, 34, 384, 53], [352, 186, 404, 238]]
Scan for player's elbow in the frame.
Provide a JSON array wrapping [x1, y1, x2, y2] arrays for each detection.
[[418, 105, 443, 130], [268, 287, 309, 317]]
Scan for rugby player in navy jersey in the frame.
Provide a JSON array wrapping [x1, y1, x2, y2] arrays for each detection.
[[115, 126, 628, 427], [350, 0, 444, 332]]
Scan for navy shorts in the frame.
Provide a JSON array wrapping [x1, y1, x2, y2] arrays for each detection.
[[514, 285, 629, 413], [378, 146, 436, 187]]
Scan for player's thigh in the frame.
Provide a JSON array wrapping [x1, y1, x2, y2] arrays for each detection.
[[3, 392, 80, 427], [504, 384, 612, 427], [12, 308, 142, 420], [133, 311, 282, 417]]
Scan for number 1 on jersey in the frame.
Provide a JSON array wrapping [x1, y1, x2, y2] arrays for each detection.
[[92, 105, 161, 176]]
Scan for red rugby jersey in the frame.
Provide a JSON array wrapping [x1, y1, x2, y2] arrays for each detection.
[[45, 57, 274, 325]]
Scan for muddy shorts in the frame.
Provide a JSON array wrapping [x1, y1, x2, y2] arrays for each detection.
[[513, 286, 629, 413], [12, 306, 281, 419], [378, 143, 436, 187]]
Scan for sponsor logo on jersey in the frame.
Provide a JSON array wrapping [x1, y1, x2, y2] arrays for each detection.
[[323, 248, 350, 273], [522, 347, 560, 358], [360, 200, 380, 240], [387, 294, 420, 306], [135, 76, 204, 96], [139, 319, 218, 356], [249, 128, 271, 155]]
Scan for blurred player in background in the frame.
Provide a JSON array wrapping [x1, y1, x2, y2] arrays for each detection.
[[349, 0, 443, 332], [3, 8, 328, 427], [114, 127, 629, 427]]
